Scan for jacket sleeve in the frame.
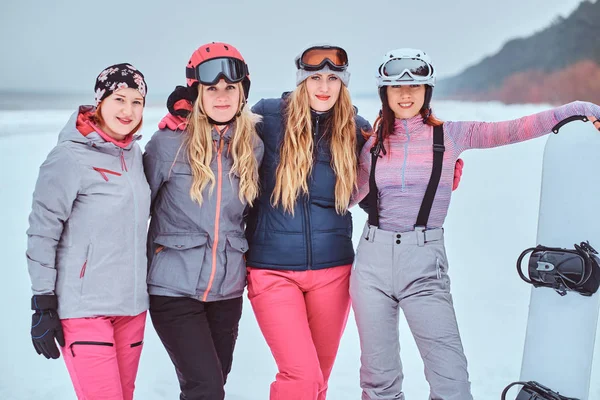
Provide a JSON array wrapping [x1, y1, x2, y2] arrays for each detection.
[[250, 99, 266, 140], [254, 135, 265, 167], [242, 135, 265, 224], [143, 133, 170, 210], [354, 117, 373, 213], [26, 146, 81, 295], [350, 135, 376, 209], [446, 101, 600, 154]]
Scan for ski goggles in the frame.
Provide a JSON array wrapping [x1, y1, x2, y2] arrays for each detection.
[[186, 57, 248, 86], [295, 46, 349, 72], [379, 57, 433, 82]]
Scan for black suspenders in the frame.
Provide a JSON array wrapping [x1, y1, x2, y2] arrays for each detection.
[[367, 124, 445, 229], [367, 130, 384, 227]]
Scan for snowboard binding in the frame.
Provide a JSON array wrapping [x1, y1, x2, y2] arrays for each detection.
[[517, 241, 600, 296], [502, 381, 580, 400]]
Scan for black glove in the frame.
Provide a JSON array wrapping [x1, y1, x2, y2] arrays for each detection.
[[166, 85, 197, 118], [31, 295, 65, 359]]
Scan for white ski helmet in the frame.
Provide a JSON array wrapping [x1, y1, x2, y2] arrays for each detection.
[[376, 48, 436, 87]]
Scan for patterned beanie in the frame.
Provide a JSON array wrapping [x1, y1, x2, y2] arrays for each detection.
[[94, 63, 147, 106]]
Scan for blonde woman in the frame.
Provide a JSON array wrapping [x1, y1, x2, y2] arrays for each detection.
[[143, 42, 263, 400], [240, 44, 370, 400]]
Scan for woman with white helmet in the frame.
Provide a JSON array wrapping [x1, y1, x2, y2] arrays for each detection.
[[350, 48, 600, 399]]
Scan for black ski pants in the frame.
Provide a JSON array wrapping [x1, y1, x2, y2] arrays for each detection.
[[149, 295, 243, 400]]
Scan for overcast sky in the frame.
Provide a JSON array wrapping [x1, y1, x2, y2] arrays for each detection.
[[0, 0, 588, 99]]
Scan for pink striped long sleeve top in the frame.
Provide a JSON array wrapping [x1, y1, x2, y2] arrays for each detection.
[[353, 101, 600, 232]]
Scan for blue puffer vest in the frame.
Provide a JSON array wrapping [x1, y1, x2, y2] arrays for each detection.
[[245, 94, 371, 270]]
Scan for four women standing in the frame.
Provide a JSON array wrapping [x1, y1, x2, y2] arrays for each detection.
[[25, 43, 592, 400]]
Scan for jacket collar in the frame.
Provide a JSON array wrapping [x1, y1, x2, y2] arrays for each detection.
[[393, 114, 427, 136]]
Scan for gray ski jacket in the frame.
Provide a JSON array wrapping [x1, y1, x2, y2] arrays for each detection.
[[26, 106, 151, 318], [144, 123, 264, 302]]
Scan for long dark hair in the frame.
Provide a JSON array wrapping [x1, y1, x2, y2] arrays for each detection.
[[369, 86, 443, 154]]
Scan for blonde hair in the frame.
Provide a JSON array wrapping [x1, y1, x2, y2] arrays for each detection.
[[272, 82, 357, 215], [184, 82, 260, 205]]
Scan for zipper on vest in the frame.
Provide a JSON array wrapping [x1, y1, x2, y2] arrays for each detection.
[[302, 198, 312, 269], [304, 116, 324, 269]]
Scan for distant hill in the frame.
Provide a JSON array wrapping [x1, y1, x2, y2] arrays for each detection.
[[437, 0, 600, 104]]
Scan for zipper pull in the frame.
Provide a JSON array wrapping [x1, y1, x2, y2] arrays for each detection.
[[120, 150, 128, 172]]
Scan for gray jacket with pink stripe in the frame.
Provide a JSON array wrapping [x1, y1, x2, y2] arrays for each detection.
[[26, 106, 151, 319], [143, 124, 264, 302]]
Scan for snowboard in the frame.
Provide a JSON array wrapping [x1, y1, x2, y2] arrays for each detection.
[[518, 119, 600, 399]]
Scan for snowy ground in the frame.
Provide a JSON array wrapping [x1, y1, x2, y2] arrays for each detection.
[[1, 97, 598, 399]]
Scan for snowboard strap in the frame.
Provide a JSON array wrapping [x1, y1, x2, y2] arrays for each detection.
[[367, 124, 444, 229], [501, 381, 580, 400], [516, 241, 600, 296]]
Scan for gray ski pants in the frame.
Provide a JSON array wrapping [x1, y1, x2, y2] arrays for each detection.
[[350, 223, 473, 400]]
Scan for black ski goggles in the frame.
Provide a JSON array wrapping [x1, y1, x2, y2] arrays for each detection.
[[186, 57, 248, 86], [295, 46, 349, 72], [379, 58, 433, 81]]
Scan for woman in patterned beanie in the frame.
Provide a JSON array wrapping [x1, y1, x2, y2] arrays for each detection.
[[26, 62, 150, 400]]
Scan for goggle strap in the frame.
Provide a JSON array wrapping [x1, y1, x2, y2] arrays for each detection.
[[186, 67, 196, 80]]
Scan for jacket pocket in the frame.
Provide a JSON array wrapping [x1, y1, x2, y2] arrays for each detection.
[[353, 235, 369, 271], [219, 235, 249, 296], [429, 242, 450, 291], [147, 233, 209, 295], [435, 256, 451, 291], [69, 341, 114, 357], [80, 243, 93, 297], [170, 162, 192, 176]]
